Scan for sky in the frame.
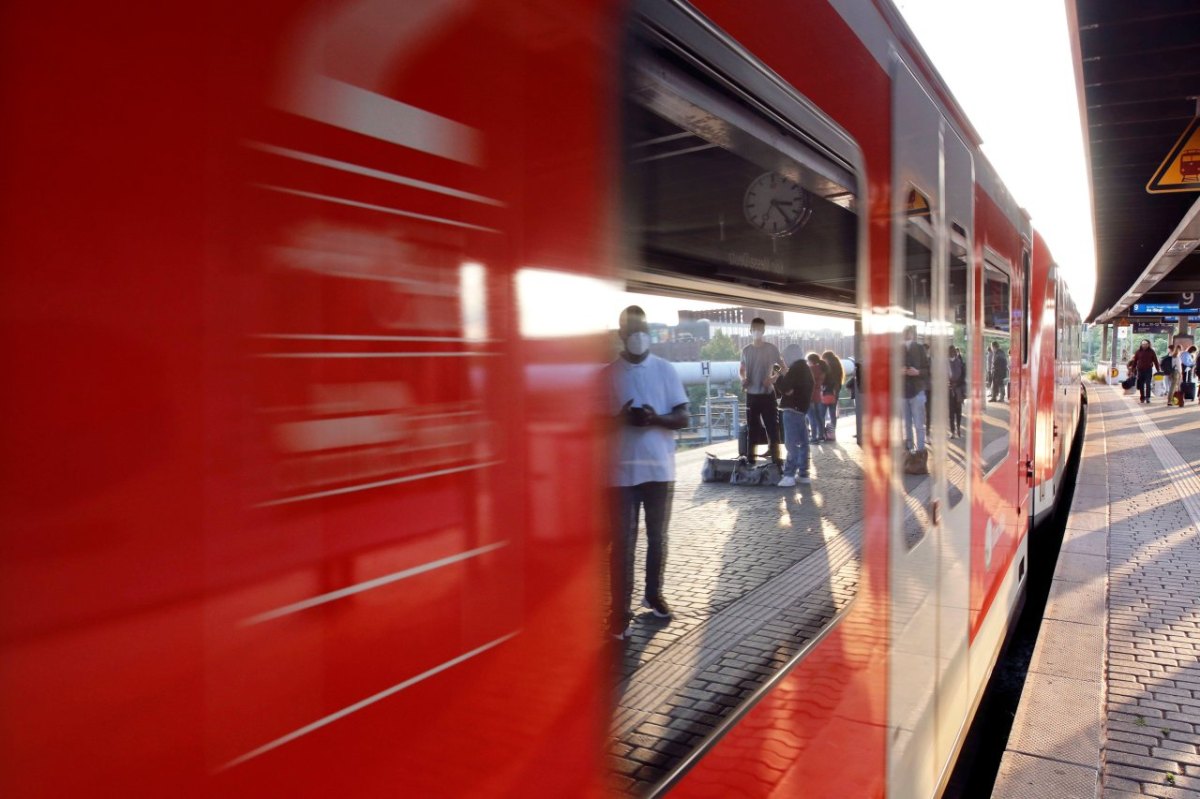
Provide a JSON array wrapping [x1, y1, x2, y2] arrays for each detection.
[[895, 0, 1097, 317]]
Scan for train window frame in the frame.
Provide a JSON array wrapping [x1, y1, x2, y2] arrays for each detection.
[[982, 252, 1013, 478], [624, 1, 867, 318], [1021, 246, 1031, 365], [946, 221, 970, 511], [896, 184, 935, 551], [613, 10, 872, 789]]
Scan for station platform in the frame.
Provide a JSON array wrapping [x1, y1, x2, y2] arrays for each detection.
[[607, 420, 863, 794], [993, 382, 1200, 799]]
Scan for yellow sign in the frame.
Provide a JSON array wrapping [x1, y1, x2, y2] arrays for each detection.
[[906, 189, 931, 217], [1147, 117, 1200, 194]]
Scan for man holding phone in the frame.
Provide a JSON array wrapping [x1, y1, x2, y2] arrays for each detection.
[[740, 317, 787, 465], [606, 306, 689, 640]]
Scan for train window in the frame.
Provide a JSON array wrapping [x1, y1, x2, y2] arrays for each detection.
[[608, 37, 863, 794], [1022, 248, 1031, 364], [946, 224, 969, 510], [983, 261, 1011, 474], [898, 187, 932, 549], [623, 49, 858, 307]]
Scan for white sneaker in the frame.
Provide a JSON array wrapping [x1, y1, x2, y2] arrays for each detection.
[[796, 475, 812, 484], [777, 475, 796, 487]]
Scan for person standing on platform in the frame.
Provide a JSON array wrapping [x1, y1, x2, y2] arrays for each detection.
[[774, 344, 814, 487], [821, 350, 844, 440], [739, 317, 787, 464], [1129, 338, 1159, 404], [806, 352, 828, 443], [1182, 345, 1196, 384], [607, 305, 689, 641], [985, 343, 994, 404], [948, 345, 967, 438], [902, 326, 929, 459], [989, 343, 1009, 402], [1164, 344, 1182, 405]]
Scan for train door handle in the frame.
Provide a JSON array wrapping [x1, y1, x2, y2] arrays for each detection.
[[1025, 459, 1034, 480]]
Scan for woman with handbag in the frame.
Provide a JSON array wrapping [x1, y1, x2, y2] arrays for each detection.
[[821, 350, 844, 440], [806, 352, 828, 443]]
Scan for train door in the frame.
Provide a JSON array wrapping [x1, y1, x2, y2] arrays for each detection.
[[1018, 243, 1033, 530], [935, 125, 973, 778], [888, 58, 963, 799]]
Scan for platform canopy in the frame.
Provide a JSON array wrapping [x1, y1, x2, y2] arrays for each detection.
[[1069, 0, 1200, 323]]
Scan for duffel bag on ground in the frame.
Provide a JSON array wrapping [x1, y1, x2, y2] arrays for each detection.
[[701, 453, 740, 483], [730, 459, 782, 486]]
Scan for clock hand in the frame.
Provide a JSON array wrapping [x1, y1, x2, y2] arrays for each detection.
[[769, 200, 796, 224]]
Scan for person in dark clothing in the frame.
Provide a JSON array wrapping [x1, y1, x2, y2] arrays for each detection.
[[948, 345, 967, 438], [806, 353, 829, 442], [988, 342, 1008, 402], [902, 326, 929, 455], [1129, 338, 1160, 404], [775, 344, 815, 487]]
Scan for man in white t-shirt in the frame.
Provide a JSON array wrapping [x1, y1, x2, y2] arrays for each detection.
[[739, 317, 787, 464], [606, 306, 688, 641]]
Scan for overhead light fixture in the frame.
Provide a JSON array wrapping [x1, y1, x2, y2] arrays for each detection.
[[1167, 239, 1199, 255]]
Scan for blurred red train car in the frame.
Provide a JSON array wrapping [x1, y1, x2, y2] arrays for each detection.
[[0, 1, 1082, 797]]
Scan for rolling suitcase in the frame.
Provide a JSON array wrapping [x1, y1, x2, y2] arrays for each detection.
[[1185, 381, 1196, 401]]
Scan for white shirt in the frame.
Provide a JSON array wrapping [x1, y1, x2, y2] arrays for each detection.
[[606, 354, 688, 486]]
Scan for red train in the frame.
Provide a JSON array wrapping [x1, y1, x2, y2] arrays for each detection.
[[0, 1, 1082, 797]]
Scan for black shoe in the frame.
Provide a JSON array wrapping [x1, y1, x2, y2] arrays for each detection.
[[609, 615, 633, 641], [642, 596, 673, 619]]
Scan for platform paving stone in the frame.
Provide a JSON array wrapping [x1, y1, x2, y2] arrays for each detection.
[[995, 383, 1200, 798], [607, 423, 866, 795]]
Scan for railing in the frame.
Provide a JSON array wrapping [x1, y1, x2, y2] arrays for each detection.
[[676, 393, 859, 449], [677, 397, 741, 448]]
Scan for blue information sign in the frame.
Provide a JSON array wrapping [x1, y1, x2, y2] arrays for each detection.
[[1133, 303, 1189, 315]]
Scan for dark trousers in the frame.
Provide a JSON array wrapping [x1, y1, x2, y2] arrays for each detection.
[[746, 392, 781, 463], [950, 388, 964, 435], [611, 482, 672, 625], [1137, 370, 1153, 401]]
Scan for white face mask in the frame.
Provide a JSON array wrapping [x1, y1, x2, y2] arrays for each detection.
[[753, 330, 764, 342], [626, 332, 650, 356]]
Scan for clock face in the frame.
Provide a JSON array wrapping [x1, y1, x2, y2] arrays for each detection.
[[743, 172, 808, 237]]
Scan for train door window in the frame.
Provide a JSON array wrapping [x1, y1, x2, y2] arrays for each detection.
[[982, 260, 1011, 474], [946, 224, 969, 509], [1021, 248, 1031, 364], [899, 187, 933, 550], [609, 32, 864, 794]]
